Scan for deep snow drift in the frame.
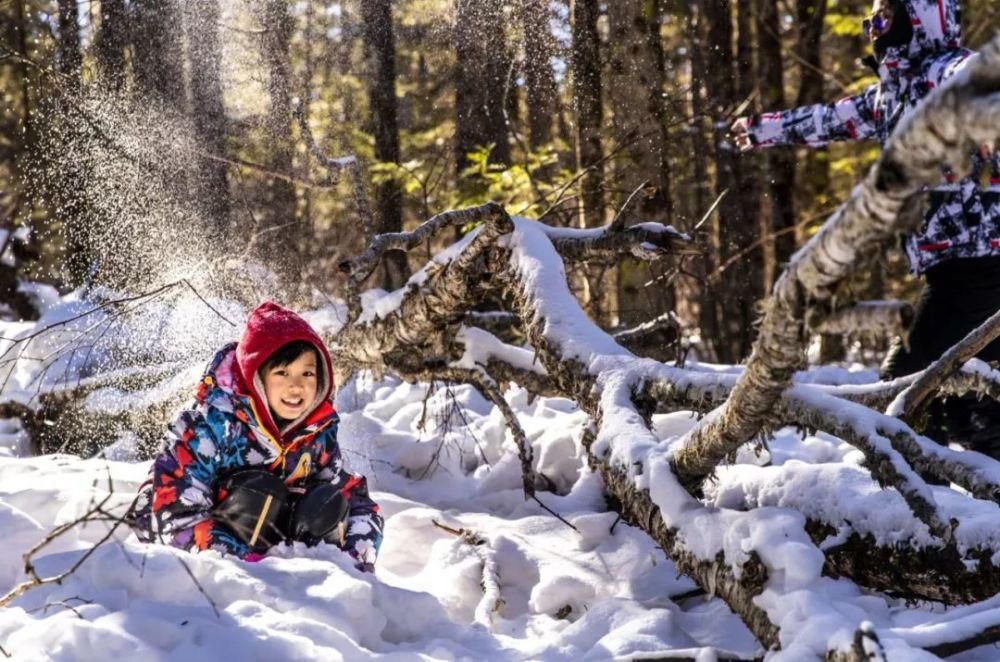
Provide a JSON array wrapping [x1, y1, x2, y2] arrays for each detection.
[[0, 377, 760, 660], [1, 294, 1000, 660]]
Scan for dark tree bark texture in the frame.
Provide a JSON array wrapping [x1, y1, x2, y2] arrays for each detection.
[[455, 0, 512, 172], [756, 0, 797, 276], [607, 0, 675, 327], [520, 0, 558, 154], [361, 0, 410, 290], [570, 0, 604, 230], [185, 0, 230, 235]]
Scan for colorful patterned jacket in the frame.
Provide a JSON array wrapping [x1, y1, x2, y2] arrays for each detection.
[[133, 302, 383, 564], [746, 0, 1000, 274]]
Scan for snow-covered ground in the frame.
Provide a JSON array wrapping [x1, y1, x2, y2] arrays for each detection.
[[0, 376, 761, 661], [2, 294, 1000, 660]]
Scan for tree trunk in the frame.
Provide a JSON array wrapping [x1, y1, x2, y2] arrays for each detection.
[[454, 0, 511, 172], [794, 0, 830, 246], [55, 0, 81, 94], [569, 0, 613, 325], [361, 0, 410, 291], [259, 0, 299, 263], [520, 0, 558, 157], [570, 0, 604, 230], [184, 0, 230, 236], [701, 0, 759, 362], [734, 0, 765, 330], [54, 0, 91, 285], [607, 0, 675, 326], [756, 0, 797, 280], [675, 1, 721, 361], [131, 0, 186, 108], [96, 0, 128, 91]]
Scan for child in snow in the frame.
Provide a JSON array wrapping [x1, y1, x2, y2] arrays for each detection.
[[133, 301, 383, 570], [731, 0, 1000, 456]]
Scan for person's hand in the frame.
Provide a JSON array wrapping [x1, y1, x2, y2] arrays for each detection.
[[730, 117, 754, 152]]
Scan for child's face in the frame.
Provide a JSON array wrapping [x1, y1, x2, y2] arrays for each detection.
[[262, 350, 319, 421]]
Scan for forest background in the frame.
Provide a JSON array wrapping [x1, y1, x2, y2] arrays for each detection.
[[1, 0, 998, 362]]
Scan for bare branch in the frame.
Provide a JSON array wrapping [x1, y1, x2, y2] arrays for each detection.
[[542, 222, 696, 263], [0, 492, 139, 610], [431, 519, 504, 630], [342, 203, 510, 298], [396, 364, 536, 499], [608, 180, 650, 232], [612, 312, 680, 359], [293, 98, 375, 239]]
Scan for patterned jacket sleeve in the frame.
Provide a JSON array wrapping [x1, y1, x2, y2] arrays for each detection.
[[747, 84, 879, 148], [150, 408, 250, 558], [315, 424, 384, 566]]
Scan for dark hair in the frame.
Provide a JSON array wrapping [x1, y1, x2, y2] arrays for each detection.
[[874, 0, 913, 60], [259, 340, 319, 376]]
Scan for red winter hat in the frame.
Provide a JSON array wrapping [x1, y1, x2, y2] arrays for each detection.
[[235, 301, 334, 439]]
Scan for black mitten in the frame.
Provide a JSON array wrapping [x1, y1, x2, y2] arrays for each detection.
[[290, 482, 351, 547], [213, 470, 291, 553]]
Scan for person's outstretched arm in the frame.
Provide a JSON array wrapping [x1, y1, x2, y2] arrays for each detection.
[[731, 84, 879, 151]]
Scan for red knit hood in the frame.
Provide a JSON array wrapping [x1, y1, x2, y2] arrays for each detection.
[[235, 301, 334, 440]]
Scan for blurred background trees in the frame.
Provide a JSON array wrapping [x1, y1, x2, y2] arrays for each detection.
[[0, 0, 995, 361]]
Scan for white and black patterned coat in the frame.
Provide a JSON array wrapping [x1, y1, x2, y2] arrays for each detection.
[[747, 0, 1000, 274]]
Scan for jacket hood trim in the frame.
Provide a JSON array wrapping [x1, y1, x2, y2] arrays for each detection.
[[234, 301, 335, 442]]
